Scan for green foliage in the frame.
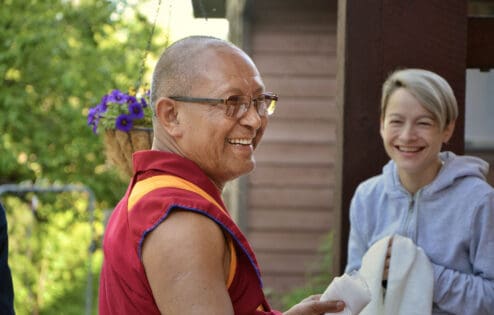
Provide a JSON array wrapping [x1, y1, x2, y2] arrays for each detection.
[[279, 233, 335, 310], [0, 0, 167, 202], [4, 192, 103, 315], [0, 0, 168, 313]]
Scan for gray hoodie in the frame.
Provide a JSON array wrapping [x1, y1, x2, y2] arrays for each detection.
[[345, 151, 494, 315]]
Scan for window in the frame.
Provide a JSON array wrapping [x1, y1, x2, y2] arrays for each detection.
[[465, 69, 494, 150]]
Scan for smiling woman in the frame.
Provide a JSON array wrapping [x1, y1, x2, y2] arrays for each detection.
[[379, 87, 455, 193], [346, 68, 494, 315]]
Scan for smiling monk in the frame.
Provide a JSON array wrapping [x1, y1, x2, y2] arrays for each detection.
[[98, 35, 346, 315]]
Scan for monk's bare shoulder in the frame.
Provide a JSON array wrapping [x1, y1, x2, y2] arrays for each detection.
[[141, 209, 234, 315]]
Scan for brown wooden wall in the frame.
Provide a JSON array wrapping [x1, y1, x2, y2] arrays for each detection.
[[218, 0, 494, 305], [335, 0, 467, 271], [190, 1, 494, 309], [242, 0, 338, 295]]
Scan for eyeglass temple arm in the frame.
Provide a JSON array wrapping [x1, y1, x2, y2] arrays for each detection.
[[168, 96, 224, 104]]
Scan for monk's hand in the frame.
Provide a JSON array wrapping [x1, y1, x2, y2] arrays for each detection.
[[283, 294, 345, 315]]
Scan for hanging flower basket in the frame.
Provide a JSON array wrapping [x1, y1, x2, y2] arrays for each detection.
[[87, 88, 153, 177], [103, 127, 153, 177]]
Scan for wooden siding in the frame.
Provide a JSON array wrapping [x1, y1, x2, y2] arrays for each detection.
[[335, 0, 468, 272], [245, 0, 338, 295]]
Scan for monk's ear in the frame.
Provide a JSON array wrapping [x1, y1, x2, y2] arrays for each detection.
[[155, 97, 182, 137]]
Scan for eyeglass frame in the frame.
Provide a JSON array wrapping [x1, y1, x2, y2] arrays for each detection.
[[168, 92, 278, 118]]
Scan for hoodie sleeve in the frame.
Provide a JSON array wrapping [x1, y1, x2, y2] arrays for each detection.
[[432, 193, 494, 315], [345, 186, 370, 274]]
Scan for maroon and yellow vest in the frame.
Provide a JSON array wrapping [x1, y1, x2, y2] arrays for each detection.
[[99, 151, 281, 315]]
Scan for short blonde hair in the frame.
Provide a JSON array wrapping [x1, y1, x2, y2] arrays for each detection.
[[381, 69, 458, 130]]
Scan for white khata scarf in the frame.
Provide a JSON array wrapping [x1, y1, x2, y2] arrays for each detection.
[[359, 235, 434, 315]]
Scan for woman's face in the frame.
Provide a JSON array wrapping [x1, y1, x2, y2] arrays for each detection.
[[380, 88, 454, 184]]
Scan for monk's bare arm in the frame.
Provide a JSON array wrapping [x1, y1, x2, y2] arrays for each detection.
[[142, 210, 234, 315]]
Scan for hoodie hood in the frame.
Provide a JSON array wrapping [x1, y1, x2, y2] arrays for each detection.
[[383, 151, 489, 197]]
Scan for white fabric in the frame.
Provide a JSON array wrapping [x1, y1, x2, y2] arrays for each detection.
[[321, 272, 371, 315], [359, 235, 434, 315]]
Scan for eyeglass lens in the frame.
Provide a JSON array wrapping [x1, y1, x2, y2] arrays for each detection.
[[224, 95, 277, 118]]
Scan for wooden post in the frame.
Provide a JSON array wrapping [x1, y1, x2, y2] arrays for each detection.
[[467, 17, 494, 70], [335, 0, 467, 273]]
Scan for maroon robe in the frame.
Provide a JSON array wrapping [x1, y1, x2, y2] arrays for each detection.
[[99, 150, 281, 315]]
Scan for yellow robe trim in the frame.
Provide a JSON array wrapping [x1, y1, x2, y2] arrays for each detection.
[[127, 175, 237, 288]]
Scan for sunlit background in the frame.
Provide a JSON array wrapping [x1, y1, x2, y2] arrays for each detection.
[[133, 0, 229, 41], [1, 1, 230, 314]]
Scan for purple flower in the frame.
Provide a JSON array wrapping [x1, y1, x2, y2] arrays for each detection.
[[87, 107, 98, 125], [90, 120, 99, 134], [98, 94, 109, 112], [108, 89, 128, 104], [140, 96, 148, 108], [115, 114, 133, 132], [87, 107, 101, 134], [126, 95, 137, 105], [86, 88, 151, 134], [128, 102, 144, 120]]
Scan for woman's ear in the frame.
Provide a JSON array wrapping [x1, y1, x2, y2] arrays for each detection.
[[442, 120, 456, 144], [379, 116, 385, 137], [155, 97, 182, 137]]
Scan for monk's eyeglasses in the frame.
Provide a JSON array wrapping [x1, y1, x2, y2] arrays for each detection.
[[169, 93, 278, 119]]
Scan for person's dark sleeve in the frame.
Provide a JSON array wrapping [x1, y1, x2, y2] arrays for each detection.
[[0, 202, 15, 315]]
